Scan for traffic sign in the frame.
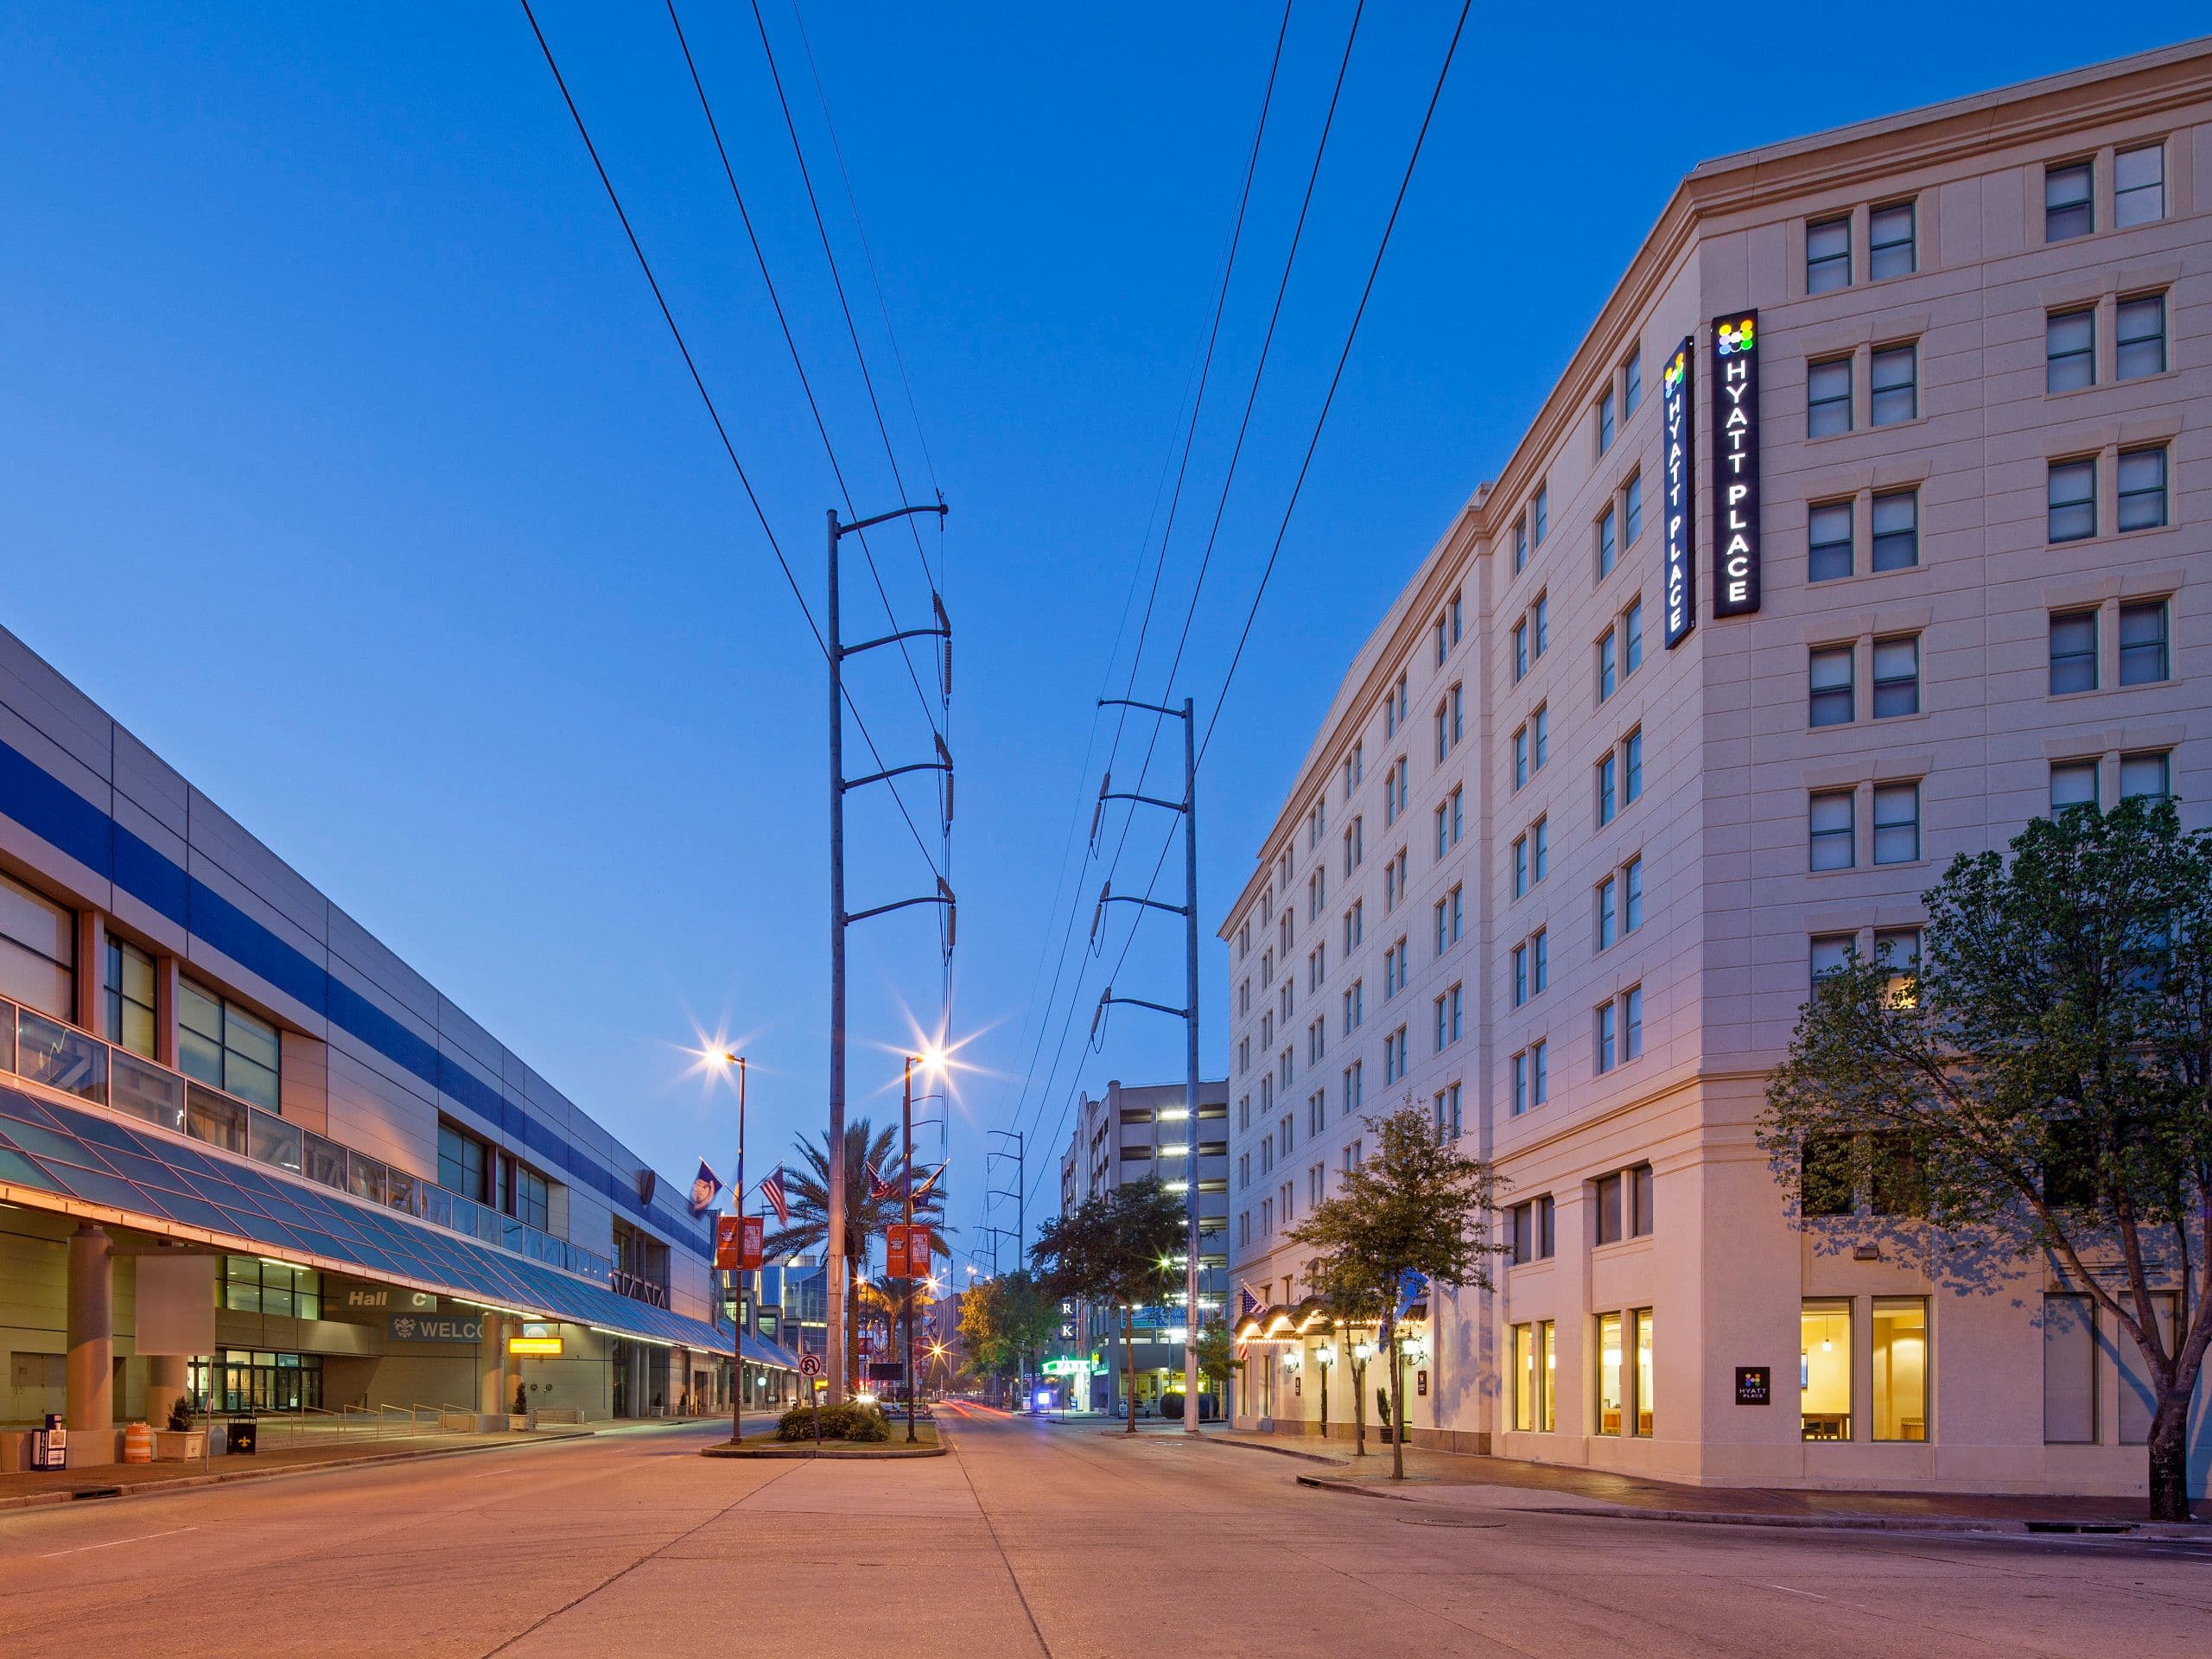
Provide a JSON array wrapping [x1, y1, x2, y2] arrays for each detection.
[[799, 1351, 823, 1378]]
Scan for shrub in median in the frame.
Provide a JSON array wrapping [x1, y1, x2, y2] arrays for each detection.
[[775, 1401, 891, 1443]]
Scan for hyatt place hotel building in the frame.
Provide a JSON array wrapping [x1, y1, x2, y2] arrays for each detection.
[[1224, 41, 2210, 1498], [0, 626, 792, 1463]]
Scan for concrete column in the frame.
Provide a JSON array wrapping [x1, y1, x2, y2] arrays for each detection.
[[67, 1224, 114, 1459], [75, 912, 106, 1034], [153, 953, 180, 1067], [147, 1355, 189, 1428], [479, 1315, 507, 1416]]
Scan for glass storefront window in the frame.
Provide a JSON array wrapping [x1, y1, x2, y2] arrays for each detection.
[[1634, 1308, 1655, 1436], [1537, 1320, 1554, 1431], [189, 1348, 323, 1414], [1802, 1299, 1853, 1440], [180, 977, 281, 1111], [1513, 1324, 1536, 1431], [1872, 1298, 1928, 1440], [1598, 1312, 1624, 1434]]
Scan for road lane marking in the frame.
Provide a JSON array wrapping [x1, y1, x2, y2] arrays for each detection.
[[1765, 1584, 1828, 1599], [40, 1525, 198, 1558]]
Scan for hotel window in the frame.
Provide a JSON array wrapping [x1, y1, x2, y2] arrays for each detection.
[[1385, 848, 1408, 911], [1624, 856, 1643, 931], [1810, 933, 1854, 982], [2121, 751, 2171, 803], [1595, 1001, 1617, 1073], [1598, 385, 1616, 453], [1433, 983, 1462, 1050], [2049, 609, 2098, 694], [1874, 926, 1923, 1009], [1512, 941, 1530, 1007], [1624, 472, 1643, 543], [1873, 781, 1920, 865], [1801, 1300, 1854, 1440], [1344, 815, 1363, 876], [2050, 760, 2100, 815], [1343, 979, 1363, 1031], [1513, 834, 1529, 899], [1808, 355, 1852, 436], [1344, 899, 1363, 951], [1385, 938, 1408, 997], [1534, 594, 1550, 658], [0, 870, 74, 1021], [1808, 499, 1853, 582], [1869, 200, 1916, 279], [1384, 1025, 1408, 1084], [1532, 929, 1549, 995], [2114, 141, 2164, 226], [1446, 787, 1463, 849], [1452, 590, 1463, 643], [1510, 1050, 1529, 1116], [1511, 1321, 1555, 1431], [1622, 986, 1643, 1061], [179, 979, 280, 1111], [2115, 293, 2166, 379], [1872, 634, 1919, 718], [1344, 1058, 1363, 1114], [1598, 628, 1618, 702], [1532, 817, 1549, 884], [1597, 505, 1617, 577], [1624, 350, 1642, 416], [1597, 752, 1618, 825], [1344, 1139, 1364, 1173], [1597, 874, 1618, 950], [1869, 342, 1916, 425], [1307, 868, 1325, 921], [2046, 308, 2095, 391], [1509, 1196, 1555, 1264], [103, 938, 156, 1058], [1433, 614, 1448, 667], [1437, 885, 1463, 950], [1599, 1311, 1654, 1436], [2042, 1293, 2097, 1444], [1806, 213, 1851, 292], [1872, 1298, 1929, 1442], [2117, 446, 2167, 531], [1344, 741, 1363, 797], [1623, 598, 1643, 675], [1532, 1039, 1548, 1106], [2044, 158, 2093, 241], [1512, 724, 1530, 789], [1513, 514, 1528, 574], [2049, 457, 2095, 542], [1261, 1197, 1273, 1236], [2119, 600, 2169, 685], [1307, 1017, 1325, 1065], [1871, 487, 1918, 570], [1622, 729, 1643, 806], [1809, 790, 1855, 871], [1534, 483, 1548, 543], [1533, 705, 1549, 771]]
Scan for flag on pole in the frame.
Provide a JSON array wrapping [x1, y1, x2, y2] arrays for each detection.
[[761, 1166, 790, 1227], [866, 1160, 898, 1201], [910, 1158, 949, 1201], [688, 1159, 721, 1217]]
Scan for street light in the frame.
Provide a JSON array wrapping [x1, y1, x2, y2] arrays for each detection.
[[704, 1048, 748, 1446]]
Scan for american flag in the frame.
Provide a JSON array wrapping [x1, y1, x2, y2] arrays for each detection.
[[866, 1160, 899, 1201], [761, 1165, 790, 1228]]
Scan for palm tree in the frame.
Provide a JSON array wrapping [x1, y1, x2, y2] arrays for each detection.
[[762, 1117, 946, 1393]]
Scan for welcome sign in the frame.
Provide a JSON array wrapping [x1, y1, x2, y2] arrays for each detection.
[[1710, 311, 1763, 617], [1661, 335, 1696, 648]]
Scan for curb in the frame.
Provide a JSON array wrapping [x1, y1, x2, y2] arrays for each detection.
[[1198, 1436, 1351, 1467], [1297, 1474, 1416, 1503], [1510, 1503, 2202, 1539], [0, 1428, 601, 1513], [699, 1441, 947, 1460]]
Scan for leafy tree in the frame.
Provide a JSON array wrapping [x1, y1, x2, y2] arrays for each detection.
[[957, 1270, 1057, 1406], [1193, 1323, 1237, 1417], [1305, 1249, 1393, 1456], [1760, 797, 2212, 1522], [762, 1117, 945, 1394], [1033, 1179, 1183, 1432], [1287, 1106, 1503, 1478]]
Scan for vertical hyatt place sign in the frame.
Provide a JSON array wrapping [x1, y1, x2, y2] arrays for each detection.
[[1710, 310, 1762, 617], [1660, 338, 1696, 648]]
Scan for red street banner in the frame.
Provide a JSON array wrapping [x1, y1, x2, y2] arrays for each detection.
[[715, 1215, 766, 1271], [885, 1223, 934, 1279]]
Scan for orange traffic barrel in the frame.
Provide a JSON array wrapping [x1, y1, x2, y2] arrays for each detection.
[[123, 1421, 154, 1463]]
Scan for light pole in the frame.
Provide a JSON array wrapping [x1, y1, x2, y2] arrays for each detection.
[[710, 1051, 748, 1443], [902, 1053, 918, 1444]]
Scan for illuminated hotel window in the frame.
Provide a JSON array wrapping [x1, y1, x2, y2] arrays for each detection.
[[1598, 1312, 1624, 1433], [1801, 1299, 1853, 1440], [1872, 1297, 1928, 1441], [1635, 1309, 1654, 1435]]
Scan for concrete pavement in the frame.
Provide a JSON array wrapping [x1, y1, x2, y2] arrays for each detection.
[[0, 1402, 2203, 1657]]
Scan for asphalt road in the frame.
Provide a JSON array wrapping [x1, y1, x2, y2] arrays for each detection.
[[0, 1406, 2204, 1657]]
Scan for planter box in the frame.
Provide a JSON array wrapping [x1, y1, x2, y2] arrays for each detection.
[[153, 1428, 207, 1462]]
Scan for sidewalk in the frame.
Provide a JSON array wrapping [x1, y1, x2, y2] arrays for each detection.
[[0, 1414, 728, 1513], [1202, 1430, 2203, 1535]]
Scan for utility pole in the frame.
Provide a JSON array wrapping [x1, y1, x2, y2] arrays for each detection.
[[902, 1053, 918, 1444], [826, 498, 951, 1404], [986, 1128, 1024, 1404], [731, 1055, 747, 1445], [1090, 695, 1205, 1434]]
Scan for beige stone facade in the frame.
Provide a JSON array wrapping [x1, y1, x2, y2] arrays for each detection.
[[1222, 41, 2212, 1496]]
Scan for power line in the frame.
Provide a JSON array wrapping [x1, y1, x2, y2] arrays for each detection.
[[664, 0, 944, 750], [1198, 0, 1472, 767], [518, 0, 945, 886]]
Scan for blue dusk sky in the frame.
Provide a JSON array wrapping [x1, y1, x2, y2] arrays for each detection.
[[1, 4, 2192, 1263]]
